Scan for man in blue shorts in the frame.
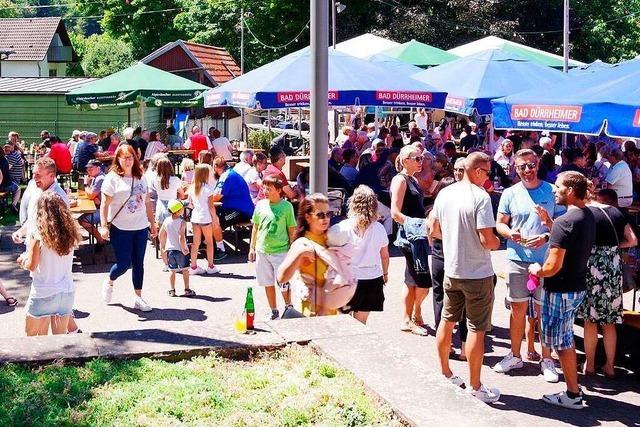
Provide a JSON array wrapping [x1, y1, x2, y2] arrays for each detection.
[[529, 171, 595, 410]]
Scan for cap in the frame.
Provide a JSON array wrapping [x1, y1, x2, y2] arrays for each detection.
[[72, 129, 81, 137], [86, 159, 102, 168], [168, 199, 184, 214]]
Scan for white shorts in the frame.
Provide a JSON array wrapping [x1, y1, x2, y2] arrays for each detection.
[[256, 251, 287, 287]]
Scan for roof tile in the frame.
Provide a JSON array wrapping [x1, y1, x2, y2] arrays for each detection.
[[0, 17, 62, 61], [182, 41, 241, 84]]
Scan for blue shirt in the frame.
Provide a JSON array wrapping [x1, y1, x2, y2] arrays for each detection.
[[498, 181, 566, 264], [74, 141, 98, 171], [213, 168, 254, 218]]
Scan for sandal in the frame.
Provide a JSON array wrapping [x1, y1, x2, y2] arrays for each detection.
[[527, 351, 541, 362], [182, 289, 196, 297], [4, 297, 17, 307], [400, 320, 412, 332], [168, 289, 177, 297], [409, 323, 429, 336]]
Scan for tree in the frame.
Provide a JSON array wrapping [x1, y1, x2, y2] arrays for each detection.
[[174, 0, 310, 70], [0, 0, 21, 18], [79, 34, 135, 77]]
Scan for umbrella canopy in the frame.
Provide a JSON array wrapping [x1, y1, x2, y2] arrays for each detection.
[[568, 59, 614, 75], [380, 39, 459, 67], [448, 36, 584, 69], [66, 62, 208, 109], [491, 58, 640, 138], [366, 53, 426, 76], [335, 33, 400, 58], [412, 49, 568, 115], [204, 47, 447, 110]]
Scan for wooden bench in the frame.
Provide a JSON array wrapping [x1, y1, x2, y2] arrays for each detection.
[[227, 221, 253, 254]]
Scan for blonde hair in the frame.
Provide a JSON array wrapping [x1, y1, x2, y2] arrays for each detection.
[[36, 192, 81, 256], [395, 145, 420, 172], [181, 158, 195, 171], [348, 185, 379, 233], [193, 164, 210, 197]]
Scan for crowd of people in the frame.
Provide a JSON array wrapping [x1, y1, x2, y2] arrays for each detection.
[[3, 112, 639, 411]]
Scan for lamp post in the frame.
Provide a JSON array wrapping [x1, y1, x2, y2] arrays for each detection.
[[331, 2, 346, 49], [310, 0, 329, 194], [562, 0, 569, 148]]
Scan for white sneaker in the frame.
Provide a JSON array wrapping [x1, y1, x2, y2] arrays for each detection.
[[467, 384, 501, 403], [102, 279, 113, 303], [447, 375, 465, 388], [189, 266, 205, 275], [205, 266, 221, 275], [493, 352, 524, 373], [542, 390, 585, 410], [162, 265, 169, 272], [541, 358, 560, 383], [134, 297, 152, 312]]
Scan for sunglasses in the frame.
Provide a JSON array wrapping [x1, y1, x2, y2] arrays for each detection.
[[409, 156, 424, 163], [454, 168, 465, 173], [477, 167, 491, 174], [311, 210, 334, 220], [515, 162, 537, 172]]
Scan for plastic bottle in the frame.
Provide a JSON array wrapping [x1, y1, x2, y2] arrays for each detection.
[[526, 274, 540, 292]]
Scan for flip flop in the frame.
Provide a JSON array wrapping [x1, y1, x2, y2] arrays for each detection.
[[5, 297, 17, 307], [409, 323, 429, 336], [182, 289, 196, 297]]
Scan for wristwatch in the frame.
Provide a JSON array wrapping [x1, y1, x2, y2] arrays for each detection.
[[543, 233, 550, 242]]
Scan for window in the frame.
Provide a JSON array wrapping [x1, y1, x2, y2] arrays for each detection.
[[49, 69, 57, 77]]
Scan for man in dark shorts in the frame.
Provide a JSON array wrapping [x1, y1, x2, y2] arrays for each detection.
[[528, 171, 595, 410], [432, 152, 501, 403], [211, 156, 255, 257]]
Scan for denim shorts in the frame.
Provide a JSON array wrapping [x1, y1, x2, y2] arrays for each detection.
[[25, 291, 75, 318], [167, 250, 190, 271]]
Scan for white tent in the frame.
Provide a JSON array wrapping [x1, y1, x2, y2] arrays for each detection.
[[335, 33, 400, 58], [448, 36, 584, 69]]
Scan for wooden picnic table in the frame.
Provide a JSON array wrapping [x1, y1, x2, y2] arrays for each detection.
[[70, 192, 96, 215], [168, 149, 195, 156]]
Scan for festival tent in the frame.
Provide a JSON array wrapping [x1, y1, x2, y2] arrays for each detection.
[[380, 39, 459, 67], [334, 33, 400, 58], [66, 62, 208, 109], [412, 49, 568, 116], [491, 58, 640, 138], [204, 47, 447, 110], [448, 36, 584, 69]]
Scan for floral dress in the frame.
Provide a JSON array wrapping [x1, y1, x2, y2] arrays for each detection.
[[577, 246, 624, 324]]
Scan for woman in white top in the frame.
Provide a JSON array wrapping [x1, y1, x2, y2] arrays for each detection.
[[344, 185, 389, 324], [144, 131, 168, 160], [20, 192, 80, 335], [99, 144, 157, 312], [494, 138, 516, 178], [152, 156, 185, 225], [187, 164, 221, 275]]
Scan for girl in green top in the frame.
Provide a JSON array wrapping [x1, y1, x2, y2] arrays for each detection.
[[249, 176, 297, 320]]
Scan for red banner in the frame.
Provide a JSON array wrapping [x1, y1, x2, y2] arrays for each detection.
[[375, 91, 432, 103], [510, 104, 583, 122], [276, 91, 339, 103]]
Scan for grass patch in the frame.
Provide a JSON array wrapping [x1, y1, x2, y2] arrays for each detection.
[[0, 345, 398, 426]]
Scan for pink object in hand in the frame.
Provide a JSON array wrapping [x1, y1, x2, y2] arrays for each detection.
[[527, 274, 540, 292]]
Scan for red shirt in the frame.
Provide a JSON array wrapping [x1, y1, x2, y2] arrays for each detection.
[[49, 142, 73, 174], [189, 134, 208, 161], [258, 164, 288, 200]]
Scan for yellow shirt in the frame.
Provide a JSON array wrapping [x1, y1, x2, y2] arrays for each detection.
[[299, 231, 328, 287]]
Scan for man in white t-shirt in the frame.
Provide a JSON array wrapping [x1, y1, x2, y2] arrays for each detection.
[[13, 157, 69, 243], [414, 108, 429, 134], [209, 128, 234, 160], [604, 148, 633, 208], [232, 149, 254, 178], [431, 152, 502, 403]]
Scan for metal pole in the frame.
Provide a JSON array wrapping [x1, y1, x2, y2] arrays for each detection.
[[240, 7, 246, 143], [310, 0, 329, 194], [331, 1, 336, 49], [562, 0, 569, 148]]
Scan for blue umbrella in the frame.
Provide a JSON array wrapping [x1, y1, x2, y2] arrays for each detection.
[[411, 49, 568, 115], [204, 47, 447, 109], [568, 59, 614, 75], [366, 53, 426, 76], [491, 58, 640, 138]]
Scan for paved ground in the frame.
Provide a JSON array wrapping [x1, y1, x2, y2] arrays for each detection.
[[0, 227, 638, 426]]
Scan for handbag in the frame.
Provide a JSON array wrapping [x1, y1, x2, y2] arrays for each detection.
[[596, 206, 637, 292], [107, 178, 136, 228]]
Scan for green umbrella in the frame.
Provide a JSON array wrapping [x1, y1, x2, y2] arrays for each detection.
[[66, 62, 208, 109], [380, 39, 459, 67]]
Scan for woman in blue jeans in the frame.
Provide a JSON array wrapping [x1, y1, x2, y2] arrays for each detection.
[[99, 144, 157, 312]]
